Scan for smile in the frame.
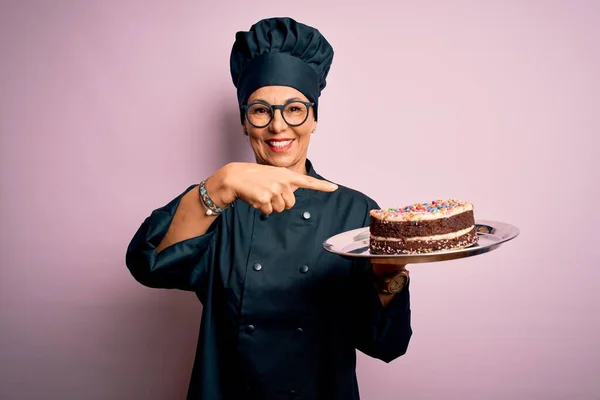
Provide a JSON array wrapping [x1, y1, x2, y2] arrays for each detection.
[[266, 139, 294, 152]]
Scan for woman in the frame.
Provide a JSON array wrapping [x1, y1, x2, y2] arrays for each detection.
[[126, 17, 412, 400]]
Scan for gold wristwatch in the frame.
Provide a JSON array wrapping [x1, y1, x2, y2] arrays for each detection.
[[374, 270, 410, 294]]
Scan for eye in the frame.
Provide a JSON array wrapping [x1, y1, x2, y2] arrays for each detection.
[[284, 102, 307, 114], [249, 105, 271, 115]]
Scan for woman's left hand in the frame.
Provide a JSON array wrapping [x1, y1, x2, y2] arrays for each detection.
[[371, 262, 410, 306], [371, 262, 408, 276]]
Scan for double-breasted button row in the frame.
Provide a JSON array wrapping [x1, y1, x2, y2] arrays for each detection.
[[259, 211, 311, 220], [252, 263, 309, 274]]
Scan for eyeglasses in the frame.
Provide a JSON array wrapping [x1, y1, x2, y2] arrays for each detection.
[[241, 100, 314, 128]]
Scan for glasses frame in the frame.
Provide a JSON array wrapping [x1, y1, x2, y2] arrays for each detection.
[[241, 99, 315, 128]]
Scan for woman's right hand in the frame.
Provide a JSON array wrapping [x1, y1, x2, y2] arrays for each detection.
[[206, 162, 338, 215]]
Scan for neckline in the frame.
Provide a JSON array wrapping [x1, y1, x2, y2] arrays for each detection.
[[294, 158, 323, 203]]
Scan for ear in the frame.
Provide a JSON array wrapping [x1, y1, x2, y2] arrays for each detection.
[[312, 120, 318, 134], [242, 124, 248, 136]]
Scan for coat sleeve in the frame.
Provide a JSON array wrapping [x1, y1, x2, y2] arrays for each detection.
[[351, 197, 413, 363], [125, 185, 220, 295]]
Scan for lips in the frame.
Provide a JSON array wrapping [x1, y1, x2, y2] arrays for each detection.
[[266, 139, 294, 152]]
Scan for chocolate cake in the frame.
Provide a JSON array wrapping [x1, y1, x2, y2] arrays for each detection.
[[369, 200, 478, 255]]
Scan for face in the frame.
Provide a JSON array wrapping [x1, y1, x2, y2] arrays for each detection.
[[243, 85, 316, 174]]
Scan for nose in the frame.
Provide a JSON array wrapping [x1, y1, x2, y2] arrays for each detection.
[[269, 108, 287, 133]]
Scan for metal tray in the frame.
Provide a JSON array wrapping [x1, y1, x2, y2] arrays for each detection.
[[322, 220, 519, 265]]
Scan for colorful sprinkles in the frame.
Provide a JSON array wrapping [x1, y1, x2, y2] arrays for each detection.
[[374, 199, 469, 215]]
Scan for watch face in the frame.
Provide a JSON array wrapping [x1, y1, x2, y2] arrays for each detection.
[[388, 274, 408, 293]]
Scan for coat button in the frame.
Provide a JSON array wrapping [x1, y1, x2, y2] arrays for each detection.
[[289, 389, 298, 397], [246, 325, 255, 334], [253, 263, 262, 271], [302, 211, 311, 220], [260, 213, 268, 220], [296, 327, 303, 334], [299, 265, 309, 274]]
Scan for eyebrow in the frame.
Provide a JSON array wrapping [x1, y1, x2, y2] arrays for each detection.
[[251, 97, 303, 103]]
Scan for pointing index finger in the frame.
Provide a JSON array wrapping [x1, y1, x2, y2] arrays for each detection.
[[291, 174, 338, 192]]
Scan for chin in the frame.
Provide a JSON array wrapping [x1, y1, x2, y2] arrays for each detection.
[[255, 152, 302, 169], [265, 156, 297, 168]]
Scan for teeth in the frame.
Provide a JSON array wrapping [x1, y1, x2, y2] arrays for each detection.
[[268, 140, 292, 148]]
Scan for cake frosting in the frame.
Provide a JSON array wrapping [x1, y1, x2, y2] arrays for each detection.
[[369, 199, 478, 254]]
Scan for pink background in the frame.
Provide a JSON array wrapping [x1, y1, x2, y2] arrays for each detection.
[[1, 1, 599, 399]]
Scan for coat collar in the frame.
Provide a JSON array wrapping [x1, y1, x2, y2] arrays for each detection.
[[294, 158, 324, 203]]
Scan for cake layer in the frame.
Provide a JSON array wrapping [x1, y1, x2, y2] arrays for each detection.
[[370, 200, 474, 222], [369, 226, 478, 255], [370, 209, 474, 238], [372, 225, 474, 242]]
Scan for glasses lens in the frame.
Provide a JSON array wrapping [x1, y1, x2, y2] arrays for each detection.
[[283, 101, 309, 126], [247, 103, 272, 127]]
